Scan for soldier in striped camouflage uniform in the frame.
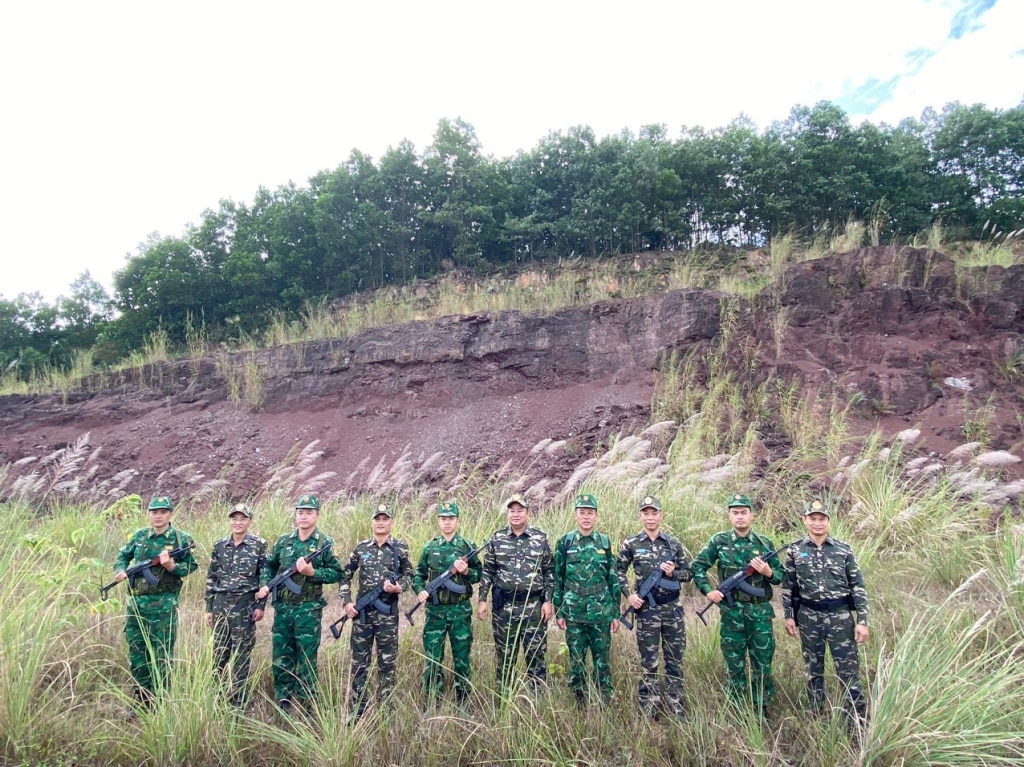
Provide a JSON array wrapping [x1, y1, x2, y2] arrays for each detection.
[[782, 500, 869, 724], [205, 503, 267, 708], [339, 503, 414, 722], [477, 494, 554, 695], [616, 495, 692, 719]]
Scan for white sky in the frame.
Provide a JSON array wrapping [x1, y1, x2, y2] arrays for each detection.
[[1, 0, 1022, 302]]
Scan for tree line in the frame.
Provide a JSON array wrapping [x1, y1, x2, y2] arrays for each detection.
[[3, 100, 1022, 381]]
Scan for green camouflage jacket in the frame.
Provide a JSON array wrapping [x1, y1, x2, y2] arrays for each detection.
[[114, 525, 198, 607], [691, 529, 783, 602], [413, 533, 482, 605], [261, 528, 342, 607], [553, 530, 619, 623]]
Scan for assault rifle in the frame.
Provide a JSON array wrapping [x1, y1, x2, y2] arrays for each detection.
[[100, 541, 196, 601], [329, 572, 402, 639], [619, 556, 684, 631], [695, 541, 796, 626], [404, 543, 486, 625], [256, 542, 333, 609]]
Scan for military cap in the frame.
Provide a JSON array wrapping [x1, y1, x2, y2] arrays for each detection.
[[727, 493, 753, 509], [148, 496, 173, 511], [229, 502, 253, 519], [295, 494, 320, 511], [575, 493, 599, 510], [372, 503, 394, 519], [802, 499, 830, 517], [639, 495, 662, 511], [505, 493, 529, 510], [438, 501, 460, 517]]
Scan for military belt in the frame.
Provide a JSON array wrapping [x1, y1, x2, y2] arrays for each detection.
[[499, 587, 544, 604], [568, 582, 608, 597], [800, 595, 855, 612]]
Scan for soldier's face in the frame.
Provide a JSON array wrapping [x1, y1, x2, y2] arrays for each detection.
[[728, 506, 753, 534], [802, 512, 830, 536], [295, 508, 318, 532], [575, 507, 597, 535], [438, 516, 459, 536], [148, 508, 172, 534], [640, 507, 662, 532], [228, 512, 252, 534], [373, 514, 393, 536], [506, 503, 529, 533]]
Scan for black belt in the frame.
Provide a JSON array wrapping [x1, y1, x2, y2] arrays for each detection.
[[500, 588, 544, 604], [801, 596, 854, 611]]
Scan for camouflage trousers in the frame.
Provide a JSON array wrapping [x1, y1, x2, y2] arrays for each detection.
[[720, 601, 776, 709], [422, 601, 473, 698], [797, 607, 866, 717], [635, 602, 686, 715], [564, 620, 613, 698], [492, 600, 547, 693], [125, 600, 178, 698], [349, 607, 399, 715], [270, 601, 323, 703], [211, 595, 257, 706]]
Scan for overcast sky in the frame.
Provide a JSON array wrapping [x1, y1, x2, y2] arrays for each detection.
[[1, 0, 1021, 302]]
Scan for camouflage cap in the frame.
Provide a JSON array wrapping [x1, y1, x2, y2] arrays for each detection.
[[438, 501, 460, 517], [295, 494, 320, 511], [639, 495, 662, 511], [229, 502, 253, 519], [372, 503, 394, 519], [148, 496, 173, 511], [505, 493, 529, 510], [727, 493, 753, 510], [575, 493, 598, 510], [802, 499, 830, 517]]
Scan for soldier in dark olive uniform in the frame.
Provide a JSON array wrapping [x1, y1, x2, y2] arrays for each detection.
[[553, 493, 621, 706], [205, 502, 267, 708], [113, 495, 198, 708], [782, 500, 869, 726]]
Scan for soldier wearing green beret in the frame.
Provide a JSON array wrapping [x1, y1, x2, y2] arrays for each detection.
[[691, 493, 782, 716], [413, 501, 482, 709], [113, 496, 198, 709], [553, 494, 621, 706]]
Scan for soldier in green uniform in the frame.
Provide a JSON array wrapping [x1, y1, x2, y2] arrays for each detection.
[[782, 500, 869, 724], [205, 502, 267, 708], [691, 493, 782, 716], [339, 503, 414, 722], [113, 495, 198, 708], [553, 494, 620, 706], [413, 501, 482, 709], [256, 494, 342, 713], [617, 495, 692, 719], [477, 494, 554, 695]]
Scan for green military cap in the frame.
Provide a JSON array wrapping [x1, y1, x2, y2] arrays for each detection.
[[727, 493, 753, 509], [575, 493, 598, 510], [295, 493, 320, 511], [372, 503, 394, 518], [639, 495, 662, 511], [148, 496, 173, 511], [229, 502, 253, 519], [505, 493, 529, 510], [438, 501, 459, 517], [802, 499, 830, 517]]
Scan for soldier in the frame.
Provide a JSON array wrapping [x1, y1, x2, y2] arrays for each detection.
[[553, 494, 621, 706], [112, 495, 198, 709], [413, 501, 482, 709], [204, 502, 267, 708], [691, 493, 782, 716], [339, 503, 414, 723], [782, 500, 869, 725], [256, 493, 342, 714], [616, 495, 692, 720], [476, 493, 554, 695]]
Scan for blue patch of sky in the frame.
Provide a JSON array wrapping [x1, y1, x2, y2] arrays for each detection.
[[835, 76, 901, 116], [948, 0, 996, 40]]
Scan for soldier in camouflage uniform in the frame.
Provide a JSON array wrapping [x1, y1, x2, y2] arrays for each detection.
[[553, 494, 621, 706], [113, 495, 198, 707], [782, 500, 869, 723], [205, 503, 267, 708], [339, 503, 414, 722], [616, 495, 692, 719], [256, 494, 342, 713], [413, 501, 482, 708], [477, 494, 554, 695], [691, 493, 783, 715]]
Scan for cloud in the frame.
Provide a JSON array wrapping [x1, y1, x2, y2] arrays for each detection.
[[948, 0, 996, 40]]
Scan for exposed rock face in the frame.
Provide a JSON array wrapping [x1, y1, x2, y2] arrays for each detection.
[[0, 247, 1021, 504]]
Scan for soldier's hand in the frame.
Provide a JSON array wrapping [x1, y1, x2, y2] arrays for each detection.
[[660, 561, 676, 577], [855, 624, 869, 643], [784, 618, 798, 637], [541, 602, 554, 623], [628, 594, 644, 610], [611, 619, 621, 634], [157, 550, 174, 570], [750, 557, 772, 577], [256, 586, 270, 600], [707, 589, 725, 604], [477, 601, 489, 621], [452, 558, 469, 575], [417, 589, 430, 604], [205, 612, 213, 628], [345, 602, 359, 619], [295, 557, 314, 577], [383, 578, 402, 594], [252, 608, 265, 622], [556, 618, 566, 630], [114, 571, 128, 583]]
